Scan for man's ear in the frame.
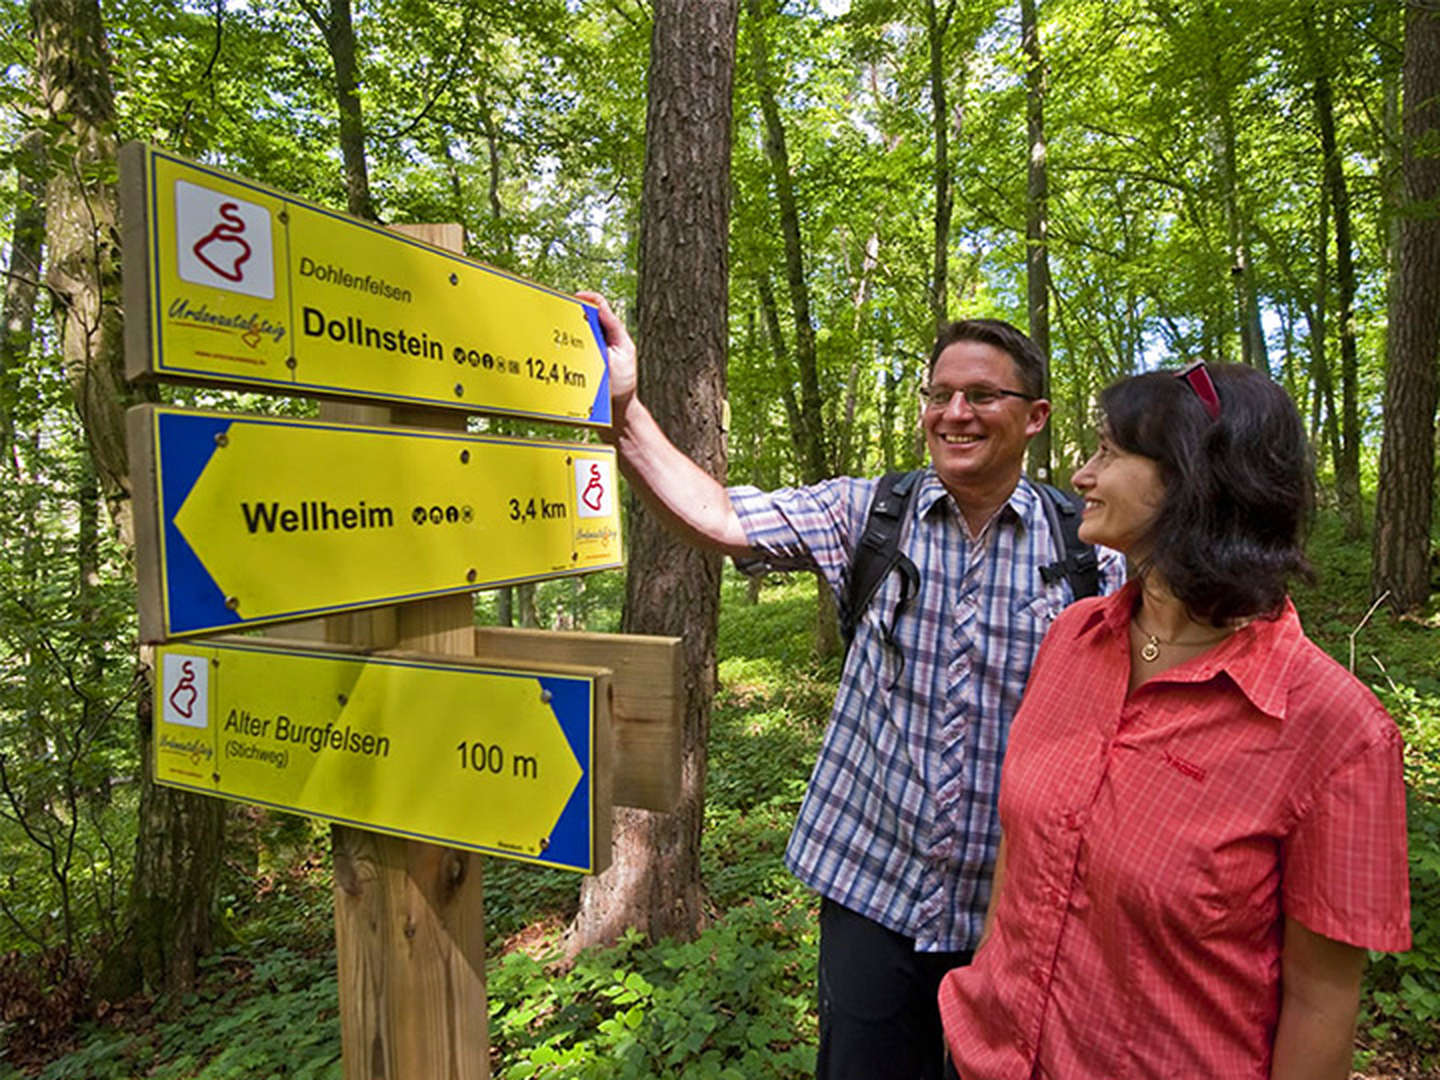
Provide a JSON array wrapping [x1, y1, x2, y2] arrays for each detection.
[[1025, 399, 1052, 438]]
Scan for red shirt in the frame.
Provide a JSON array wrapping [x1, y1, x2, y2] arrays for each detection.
[[939, 583, 1411, 1080]]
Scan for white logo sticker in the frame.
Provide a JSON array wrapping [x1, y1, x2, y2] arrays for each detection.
[[161, 653, 209, 729], [174, 180, 275, 299], [573, 458, 615, 518]]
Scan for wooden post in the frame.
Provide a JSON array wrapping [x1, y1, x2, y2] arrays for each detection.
[[327, 224, 491, 1080]]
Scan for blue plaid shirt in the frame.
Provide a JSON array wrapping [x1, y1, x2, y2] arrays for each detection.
[[730, 470, 1125, 952]]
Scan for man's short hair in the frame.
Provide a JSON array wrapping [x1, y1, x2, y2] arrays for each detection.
[[928, 319, 1047, 399]]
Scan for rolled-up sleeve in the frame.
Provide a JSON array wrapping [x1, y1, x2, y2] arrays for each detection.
[[728, 479, 874, 593]]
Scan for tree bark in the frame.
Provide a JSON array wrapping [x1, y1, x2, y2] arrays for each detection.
[[1372, 1, 1440, 613], [567, 0, 738, 953], [1020, 0, 1051, 481]]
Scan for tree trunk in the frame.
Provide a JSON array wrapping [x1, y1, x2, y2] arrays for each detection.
[[1310, 17, 1364, 537], [302, 0, 376, 220], [748, 0, 837, 655], [1020, 0, 1051, 481], [567, 0, 738, 953], [748, 0, 825, 484], [1372, 1, 1440, 614], [1, 122, 46, 463], [34, 0, 221, 1000], [926, 0, 958, 334]]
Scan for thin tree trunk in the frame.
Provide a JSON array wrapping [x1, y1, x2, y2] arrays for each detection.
[[747, 1, 837, 655], [1021, 0, 1051, 480], [1372, 1, 1440, 613], [301, 0, 376, 220], [1311, 16, 1364, 536], [567, 0, 738, 953], [748, 0, 824, 483], [1, 123, 46, 462], [926, 0, 959, 334]]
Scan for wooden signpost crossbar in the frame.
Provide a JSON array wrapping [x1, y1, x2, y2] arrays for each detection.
[[120, 154, 687, 1080]]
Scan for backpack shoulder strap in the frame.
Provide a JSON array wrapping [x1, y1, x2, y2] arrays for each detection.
[[1035, 482, 1101, 600], [841, 469, 923, 646]]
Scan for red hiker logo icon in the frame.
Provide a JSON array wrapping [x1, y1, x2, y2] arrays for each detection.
[[169, 660, 199, 719], [192, 203, 252, 283], [581, 463, 606, 512]]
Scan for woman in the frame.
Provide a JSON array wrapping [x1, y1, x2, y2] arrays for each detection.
[[938, 363, 1411, 1079]]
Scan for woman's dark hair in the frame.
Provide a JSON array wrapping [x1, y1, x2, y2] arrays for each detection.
[[929, 318, 1046, 399], [1098, 363, 1314, 624]]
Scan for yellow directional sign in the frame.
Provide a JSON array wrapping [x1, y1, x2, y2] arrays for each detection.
[[119, 142, 611, 425], [154, 638, 612, 873], [129, 405, 624, 641]]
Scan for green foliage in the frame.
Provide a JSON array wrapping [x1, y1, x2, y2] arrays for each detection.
[[490, 903, 816, 1080], [1293, 511, 1440, 1072]]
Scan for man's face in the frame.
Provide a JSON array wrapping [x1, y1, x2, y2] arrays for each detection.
[[921, 340, 1050, 500]]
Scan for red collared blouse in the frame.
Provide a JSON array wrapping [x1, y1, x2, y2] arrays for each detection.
[[939, 582, 1411, 1080]]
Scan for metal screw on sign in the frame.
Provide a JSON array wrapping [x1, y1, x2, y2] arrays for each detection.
[[454, 383, 465, 397], [278, 210, 289, 224], [285, 357, 298, 369], [571, 552, 578, 561], [538, 837, 550, 852], [337, 693, 348, 706], [460, 449, 470, 464], [540, 689, 552, 704], [466, 569, 478, 583], [449, 273, 459, 285], [225, 596, 240, 611], [214, 433, 229, 448]]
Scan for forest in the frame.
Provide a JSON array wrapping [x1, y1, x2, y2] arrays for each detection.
[[1, 0, 1437, 1076]]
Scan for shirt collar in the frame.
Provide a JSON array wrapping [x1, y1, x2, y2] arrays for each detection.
[[916, 469, 1041, 535], [1077, 581, 1304, 720]]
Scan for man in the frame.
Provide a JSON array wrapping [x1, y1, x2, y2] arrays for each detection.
[[581, 292, 1124, 1080]]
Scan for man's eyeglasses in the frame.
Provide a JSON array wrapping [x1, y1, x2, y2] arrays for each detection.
[[920, 385, 1038, 411]]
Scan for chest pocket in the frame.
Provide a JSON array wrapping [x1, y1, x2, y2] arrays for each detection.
[[1010, 582, 1067, 627]]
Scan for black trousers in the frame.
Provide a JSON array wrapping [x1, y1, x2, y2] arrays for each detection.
[[816, 898, 969, 1080]]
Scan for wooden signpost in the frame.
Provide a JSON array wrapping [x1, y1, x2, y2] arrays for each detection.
[[121, 149, 683, 1079]]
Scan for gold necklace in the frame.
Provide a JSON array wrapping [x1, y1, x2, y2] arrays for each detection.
[[1131, 614, 1234, 663]]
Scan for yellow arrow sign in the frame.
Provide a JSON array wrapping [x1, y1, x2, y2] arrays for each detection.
[[154, 639, 610, 872], [120, 142, 610, 425], [129, 405, 624, 640]]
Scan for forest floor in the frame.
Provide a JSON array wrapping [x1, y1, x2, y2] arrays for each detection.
[[3, 513, 1437, 1079]]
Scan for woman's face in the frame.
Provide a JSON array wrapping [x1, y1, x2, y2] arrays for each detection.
[[1071, 430, 1166, 557]]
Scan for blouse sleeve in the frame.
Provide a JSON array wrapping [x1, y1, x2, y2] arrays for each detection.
[[1282, 722, 1412, 952]]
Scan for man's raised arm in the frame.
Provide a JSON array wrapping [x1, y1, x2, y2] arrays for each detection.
[[578, 293, 752, 558]]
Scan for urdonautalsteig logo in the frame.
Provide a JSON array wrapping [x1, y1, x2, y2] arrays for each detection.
[[573, 458, 615, 518], [161, 652, 210, 730], [174, 180, 275, 300]]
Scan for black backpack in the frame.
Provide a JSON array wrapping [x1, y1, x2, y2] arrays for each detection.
[[838, 469, 1100, 650]]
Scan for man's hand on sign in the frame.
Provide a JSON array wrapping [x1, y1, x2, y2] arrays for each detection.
[[577, 292, 637, 425]]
